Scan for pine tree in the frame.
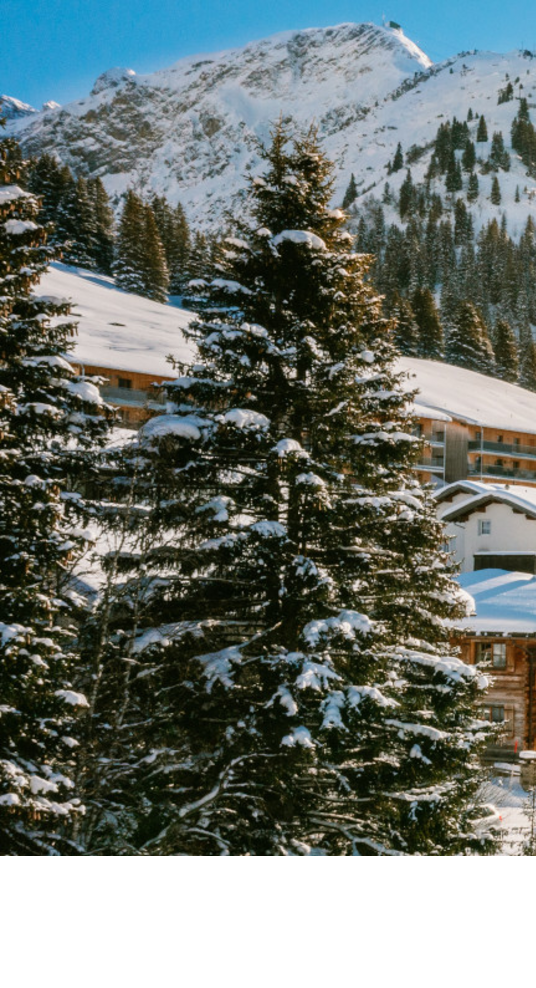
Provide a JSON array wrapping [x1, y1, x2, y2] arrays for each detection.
[[493, 318, 519, 381], [391, 143, 404, 173], [519, 335, 536, 391], [342, 173, 358, 209], [82, 124, 495, 856], [88, 177, 115, 274], [467, 171, 479, 203], [476, 115, 488, 142], [113, 190, 146, 295], [399, 170, 414, 219], [0, 127, 111, 854], [141, 203, 169, 303], [113, 191, 169, 300], [445, 152, 463, 193], [461, 140, 476, 172], [446, 300, 495, 373], [411, 287, 444, 359], [489, 132, 510, 171], [491, 176, 502, 205], [392, 292, 419, 355]]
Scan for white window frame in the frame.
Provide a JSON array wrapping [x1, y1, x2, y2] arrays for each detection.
[[478, 519, 491, 536]]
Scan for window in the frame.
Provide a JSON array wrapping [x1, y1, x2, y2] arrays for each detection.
[[514, 438, 520, 446], [513, 461, 520, 470], [478, 519, 491, 536], [492, 643, 507, 669], [475, 642, 507, 668], [118, 377, 132, 390], [475, 430, 482, 441], [481, 704, 514, 737], [498, 435, 504, 443]]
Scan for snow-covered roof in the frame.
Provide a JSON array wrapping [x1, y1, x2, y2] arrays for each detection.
[[411, 400, 452, 423], [399, 357, 536, 436], [439, 483, 536, 522], [32, 268, 536, 440], [38, 263, 195, 377], [455, 569, 536, 634]]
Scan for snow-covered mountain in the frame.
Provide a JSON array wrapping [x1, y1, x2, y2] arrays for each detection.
[[5, 21, 536, 231], [3, 22, 431, 222]]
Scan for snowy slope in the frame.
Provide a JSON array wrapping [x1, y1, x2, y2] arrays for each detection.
[[39, 263, 195, 376]]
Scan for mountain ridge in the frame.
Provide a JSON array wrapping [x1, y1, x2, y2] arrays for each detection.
[[4, 21, 536, 238]]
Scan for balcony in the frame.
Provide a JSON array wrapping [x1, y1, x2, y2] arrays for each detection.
[[415, 456, 445, 473], [422, 432, 446, 446], [467, 463, 536, 482], [468, 439, 536, 460], [101, 385, 166, 409]]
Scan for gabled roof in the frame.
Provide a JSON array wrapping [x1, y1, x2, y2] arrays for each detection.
[[436, 480, 536, 515], [441, 487, 536, 523]]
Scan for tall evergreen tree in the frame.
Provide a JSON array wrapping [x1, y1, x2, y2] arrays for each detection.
[[392, 292, 419, 355], [490, 176, 502, 205], [0, 127, 110, 854], [342, 173, 358, 209], [446, 300, 495, 373], [476, 115, 488, 142], [411, 287, 444, 358], [519, 334, 536, 391], [113, 190, 146, 295], [113, 192, 168, 300], [141, 203, 169, 303], [391, 142, 404, 173], [88, 177, 115, 274], [493, 318, 519, 382], [82, 124, 494, 856], [467, 171, 479, 203]]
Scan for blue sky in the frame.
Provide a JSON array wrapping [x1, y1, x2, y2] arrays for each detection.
[[4, 0, 536, 107]]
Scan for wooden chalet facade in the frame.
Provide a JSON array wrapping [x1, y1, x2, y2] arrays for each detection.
[[453, 568, 536, 756], [71, 361, 170, 426], [455, 633, 536, 756]]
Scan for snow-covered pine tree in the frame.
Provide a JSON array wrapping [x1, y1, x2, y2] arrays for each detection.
[[85, 122, 496, 856], [113, 190, 146, 294], [493, 318, 519, 382], [476, 115, 488, 142], [411, 287, 444, 358], [392, 292, 419, 355], [113, 191, 168, 301], [342, 173, 357, 209], [0, 128, 111, 854], [446, 300, 495, 374], [141, 202, 169, 303], [491, 176, 502, 205], [88, 177, 115, 274]]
